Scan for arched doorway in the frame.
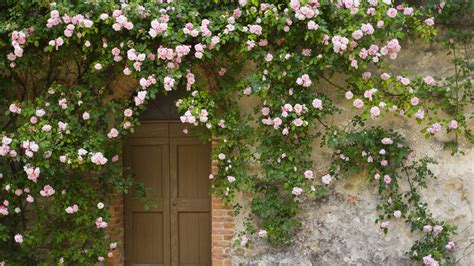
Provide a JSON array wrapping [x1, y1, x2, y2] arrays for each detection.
[[123, 90, 212, 266]]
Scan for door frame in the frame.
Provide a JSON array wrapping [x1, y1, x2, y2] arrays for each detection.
[[110, 120, 235, 266]]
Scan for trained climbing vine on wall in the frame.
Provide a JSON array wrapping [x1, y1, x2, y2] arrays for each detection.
[[0, 0, 472, 265]]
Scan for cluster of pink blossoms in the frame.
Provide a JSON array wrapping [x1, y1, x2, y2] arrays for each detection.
[[1, 185, 34, 218], [95, 217, 108, 228], [111, 10, 133, 31], [149, 16, 169, 37], [7, 29, 32, 67], [332, 35, 349, 53], [289, 0, 320, 20], [111, 47, 123, 62], [296, 74, 312, 87], [21, 140, 39, 158], [260, 95, 324, 136], [0, 136, 16, 157], [39, 185, 55, 197], [90, 152, 108, 165], [65, 204, 79, 214], [303, 170, 332, 184], [139, 75, 158, 90], [180, 108, 209, 127], [380, 39, 401, 59], [125, 48, 146, 73], [24, 165, 40, 182]]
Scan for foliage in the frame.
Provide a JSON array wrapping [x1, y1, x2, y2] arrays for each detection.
[[0, 0, 471, 265], [327, 126, 457, 265]]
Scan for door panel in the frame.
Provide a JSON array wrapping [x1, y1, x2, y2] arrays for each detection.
[[132, 212, 164, 264], [177, 145, 211, 199], [178, 213, 211, 265], [124, 134, 170, 266], [170, 138, 211, 266], [125, 122, 211, 266]]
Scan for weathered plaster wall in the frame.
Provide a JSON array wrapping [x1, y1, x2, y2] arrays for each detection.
[[231, 41, 474, 265]]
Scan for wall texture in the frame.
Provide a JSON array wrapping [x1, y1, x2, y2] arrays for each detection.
[[230, 41, 474, 265]]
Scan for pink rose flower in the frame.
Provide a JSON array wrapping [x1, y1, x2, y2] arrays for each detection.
[[261, 107, 270, 116], [449, 120, 458, 129], [293, 118, 303, 127], [82, 112, 90, 120], [321, 174, 332, 184], [307, 20, 319, 30], [423, 255, 438, 266], [425, 17, 435, 26], [380, 73, 391, 80], [352, 30, 363, 40], [353, 99, 364, 109], [124, 109, 133, 117], [403, 7, 414, 16], [296, 74, 312, 87], [273, 117, 282, 129], [445, 241, 455, 250], [107, 128, 119, 138], [423, 225, 433, 233], [370, 106, 381, 117], [387, 8, 398, 18], [40, 185, 55, 197], [95, 217, 108, 228], [14, 234, 23, 243], [427, 123, 441, 134], [380, 221, 390, 228], [345, 91, 354, 99], [312, 99, 323, 110], [91, 152, 108, 165], [243, 87, 252, 95], [433, 225, 443, 233], [292, 187, 303, 196], [393, 210, 401, 218], [304, 170, 314, 180], [423, 76, 435, 85], [415, 108, 425, 119]]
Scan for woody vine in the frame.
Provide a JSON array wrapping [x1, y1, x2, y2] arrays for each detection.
[[0, 0, 472, 265]]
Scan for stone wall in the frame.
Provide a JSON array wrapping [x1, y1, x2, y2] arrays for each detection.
[[230, 41, 474, 265]]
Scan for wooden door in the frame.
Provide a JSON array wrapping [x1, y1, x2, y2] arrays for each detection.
[[124, 122, 211, 266]]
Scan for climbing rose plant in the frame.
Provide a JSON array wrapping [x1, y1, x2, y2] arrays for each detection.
[[0, 0, 472, 265]]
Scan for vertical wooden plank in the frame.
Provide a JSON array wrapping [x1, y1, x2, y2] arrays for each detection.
[[199, 212, 211, 264], [132, 212, 163, 263], [131, 145, 163, 201], [162, 144, 171, 266], [170, 143, 179, 266], [197, 145, 211, 198], [178, 213, 200, 264], [178, 145, 198, 198], [124, 123, 172, 266]]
